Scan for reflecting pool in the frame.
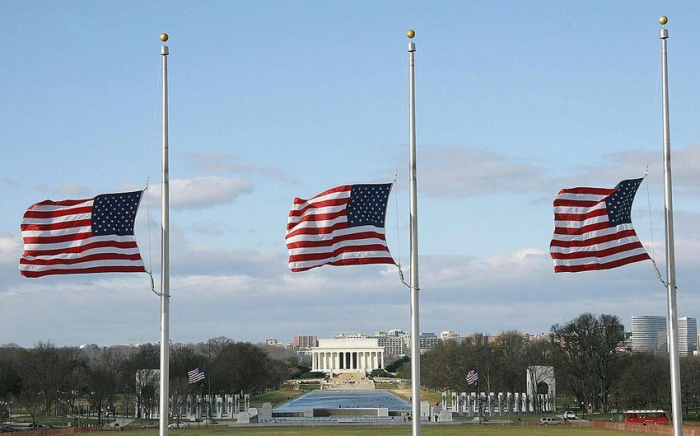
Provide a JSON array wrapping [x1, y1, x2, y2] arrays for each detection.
[[273, 390, 411, 413]]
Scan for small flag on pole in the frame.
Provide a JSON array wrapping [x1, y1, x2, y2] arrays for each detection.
[[188, 366, 205, 384], [286, 183, 395, 272], [550, 178, 650, 273], [466, 368, 478, 385], [19, 190, 146, 278]]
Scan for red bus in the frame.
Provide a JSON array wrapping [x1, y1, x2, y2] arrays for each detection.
[[624, 410, 669, 424]]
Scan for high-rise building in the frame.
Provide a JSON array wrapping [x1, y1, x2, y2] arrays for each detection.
[[292, 335, 318, 349], [373, 332, 405, 356], [631, 316, 667, 353], [678, 317, 697, 356]]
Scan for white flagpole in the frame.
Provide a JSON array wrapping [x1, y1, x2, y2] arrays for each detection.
[[659, 16, 682, 436], [159, 33, 171, 436], [406, 29, 421, 436]]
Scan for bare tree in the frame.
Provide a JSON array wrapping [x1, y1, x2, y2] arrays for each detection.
[[551, 313, 625, 412], [169, 377, 195, 426], [86, 348, 124, 427], [19, 341, 61, 415]]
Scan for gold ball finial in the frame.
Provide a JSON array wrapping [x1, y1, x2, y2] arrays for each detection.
[[659, 16, 668, 25], [160, 33, 169, 42], [406, 29, 415, 39]]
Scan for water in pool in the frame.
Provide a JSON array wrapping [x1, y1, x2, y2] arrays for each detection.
[[273, 390, 411, 413]]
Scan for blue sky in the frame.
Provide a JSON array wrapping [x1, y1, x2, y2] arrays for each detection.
[[2, 1, 700, 347]]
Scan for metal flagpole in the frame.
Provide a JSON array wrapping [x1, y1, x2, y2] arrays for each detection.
[[659, 16, 682, 436], [406, 29, 421, 436], [159, 33, 171, 436]]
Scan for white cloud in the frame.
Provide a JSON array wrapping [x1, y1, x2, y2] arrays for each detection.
[[32, 182, 93, 198], [0, 233, 22, 265], [183, 153, 296, 182], [143, 177, 254, 210], [420, 145, 549, 198]]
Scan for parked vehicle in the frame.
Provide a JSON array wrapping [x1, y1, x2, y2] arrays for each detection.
[[0, 426, 16, 433], [563, 411, 577, 419], [624, 410, 668, 424], [141, 423, 158, 429], [168, 422, 188, 429], [540, 417, 562, 425]]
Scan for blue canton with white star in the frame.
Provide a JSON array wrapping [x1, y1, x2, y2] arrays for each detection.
[[346, 184, 392, 228], [605, 178, 643, 227], [92, 191, 143, 236]]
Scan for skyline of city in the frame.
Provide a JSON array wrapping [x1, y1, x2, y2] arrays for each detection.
[[55, 314, 700, 358]]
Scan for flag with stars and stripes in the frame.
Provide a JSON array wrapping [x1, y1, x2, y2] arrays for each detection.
[[550, 178, 650, 273], [20, 190, 146, 278], [286, 183, 395, 272], [188, 366, 205, 384], [466, 368, 478, 386]]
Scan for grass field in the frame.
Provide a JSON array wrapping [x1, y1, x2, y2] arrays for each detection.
[[127, 426, 630, 436]]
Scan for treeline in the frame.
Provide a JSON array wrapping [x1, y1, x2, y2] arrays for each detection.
[[417, 313, 700, 416], [0, 337, 309, 425], [4, 314, 700, 423]]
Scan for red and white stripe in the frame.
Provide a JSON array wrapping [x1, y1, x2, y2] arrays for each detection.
[[550, 187, 649, 273], [286, 185, 394, 272], [20, 198, 145, 278]]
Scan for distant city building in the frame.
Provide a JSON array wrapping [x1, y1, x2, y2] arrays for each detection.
[[387, 329, 405, 337], [332, 332, 368, 339], [440, 331, 460, 341], [419, 333, 439, 352], [632, 316, 667, 352], [525, 332, 554, 342], [373, 331, 405, 356], [265, 338, 283, 347], [678, 317, 697, 356], [467, 333, 489, 345], [404, 331, 455, 352], [293, 335, 318, 349]]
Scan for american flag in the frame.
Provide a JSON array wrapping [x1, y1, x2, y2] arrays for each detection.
[[466, 369, 478, 385], [286, 183, 395, 272], [550, 178, 650, 273], [188, 366, 205, 384], [19, 191, 146, 278]]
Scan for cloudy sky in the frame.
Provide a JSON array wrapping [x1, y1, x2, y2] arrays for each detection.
[[2, 1, 700, 348]]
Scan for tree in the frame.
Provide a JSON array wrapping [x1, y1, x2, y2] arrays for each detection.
[[396, 360, 411, 380], [86, 348, 124, 427], [170, 346, 204, 384], [386, 356, 410, 373], [18, 386, 44, 425], [55, 347, 89, 417], [551, 313, 625, 412], [169, 377, 195, 425], [493, 331, 528, 394], [612, 352, 669, 410], [124, 344, 159, 419], [19, 341, 61, 416], [420, 339, 472, 391], [680, 356, 700, 419], [210, 342, 287, 395], [0, 345, 23, 401]]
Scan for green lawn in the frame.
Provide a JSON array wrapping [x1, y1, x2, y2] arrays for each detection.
[[129, 426, 630, 436]]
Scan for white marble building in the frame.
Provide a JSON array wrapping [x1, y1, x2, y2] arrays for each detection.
[[311, 338, 385, 373]]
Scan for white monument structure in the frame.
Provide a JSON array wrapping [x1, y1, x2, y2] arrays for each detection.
[[311, 338, 385, 373], [526, 365, 556, 412]]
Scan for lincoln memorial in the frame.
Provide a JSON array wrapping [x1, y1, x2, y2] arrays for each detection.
[[311, 338, 385, 373]]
